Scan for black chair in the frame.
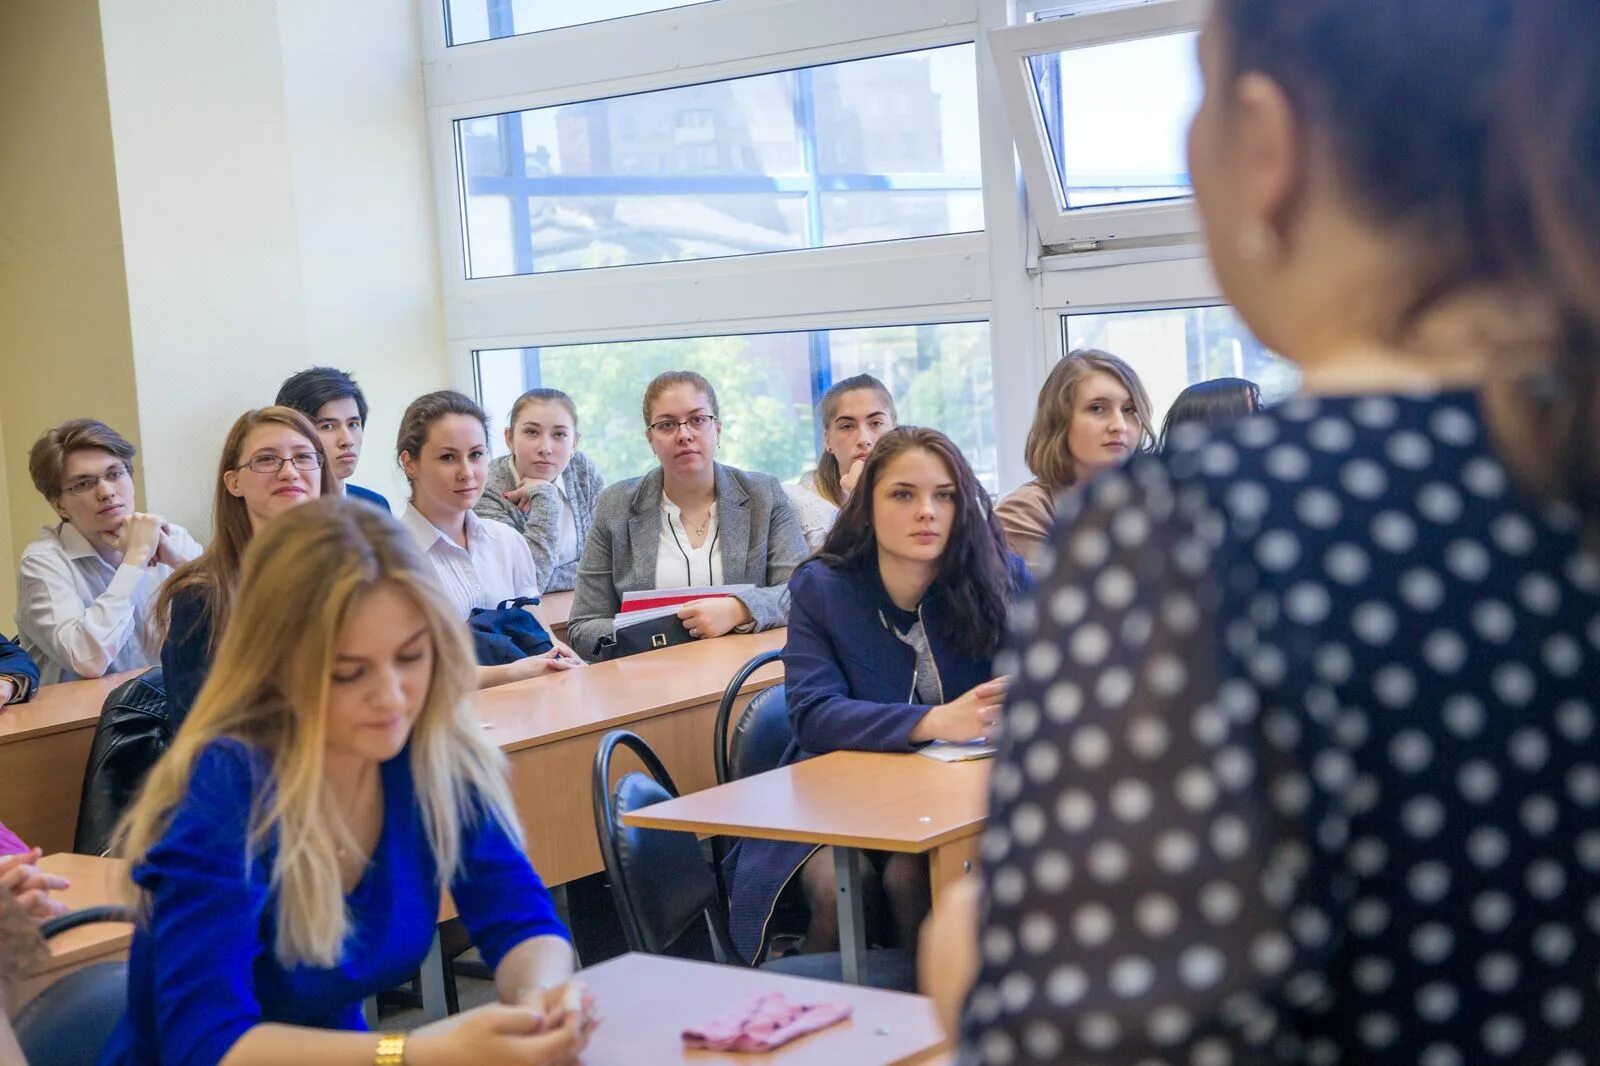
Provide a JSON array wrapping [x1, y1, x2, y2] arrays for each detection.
[[75, 668, 170, 856], [14, 905, 139, 1066], [592, 729, 914, 989], [712, 650, 788, 785]]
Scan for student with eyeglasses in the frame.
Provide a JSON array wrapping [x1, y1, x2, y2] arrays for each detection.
[[154, 407, 336, 729], [566, 370, 808, 658], [15, 419, 202, 684]]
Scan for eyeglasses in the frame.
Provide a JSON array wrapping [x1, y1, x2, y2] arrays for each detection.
[[61, 466, 130, 496], [648, 415, 718, 438], [240, 452, 324, 475]]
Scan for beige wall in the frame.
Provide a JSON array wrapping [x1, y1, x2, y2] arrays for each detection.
[[98, 0, 446, 542], [0, 0, 140, 627]]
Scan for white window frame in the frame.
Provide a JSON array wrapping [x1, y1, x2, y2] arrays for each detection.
[[988, 0, 1207, 249]]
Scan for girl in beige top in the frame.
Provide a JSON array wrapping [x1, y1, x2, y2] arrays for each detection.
[[994, 349, 1153, 573]]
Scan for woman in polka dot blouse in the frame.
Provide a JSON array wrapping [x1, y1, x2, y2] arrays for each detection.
[[945, 1, 1600, 1063]]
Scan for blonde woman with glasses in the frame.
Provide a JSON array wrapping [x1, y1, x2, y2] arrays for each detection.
[[16, 419, 201, 685], [566, 370, 808, 657], [103, 499, 592, 1066]]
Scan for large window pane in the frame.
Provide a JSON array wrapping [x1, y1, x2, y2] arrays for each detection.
[[456, 45, 983, 278], [476, 322, 996, 490], [445, 0, 714, 46], [1029, 31, 1200, 210], [1062, 306, 1299, 428]]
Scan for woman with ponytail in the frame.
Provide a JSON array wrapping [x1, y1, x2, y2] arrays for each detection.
[[784, 375, 898, 551], [942, 2, 1600, 1061]]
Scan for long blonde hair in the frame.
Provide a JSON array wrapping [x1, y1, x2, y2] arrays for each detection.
[[118, 498, 520, 967], [1023, 349, 1154, 489], [152, 406, 337, 655]]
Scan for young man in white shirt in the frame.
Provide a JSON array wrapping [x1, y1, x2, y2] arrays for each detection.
[[15, 420, 202, 684]]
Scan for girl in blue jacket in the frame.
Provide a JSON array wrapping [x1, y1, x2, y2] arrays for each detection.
[[728, 427, 1034, 964]]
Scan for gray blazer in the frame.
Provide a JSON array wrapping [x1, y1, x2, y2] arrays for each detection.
[[566, 463, 808, 657], [474, 452, 605, 593]]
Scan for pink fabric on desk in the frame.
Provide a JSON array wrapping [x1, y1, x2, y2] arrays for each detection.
[[0, 820, 28, 857], [682, 991, 852, 1052]]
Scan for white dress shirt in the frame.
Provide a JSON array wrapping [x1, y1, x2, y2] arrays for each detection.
[[553, 476, 580, 570], [656, 498, 724, 589], [401, 505, 542, 619], [15, 521, 205, 685]]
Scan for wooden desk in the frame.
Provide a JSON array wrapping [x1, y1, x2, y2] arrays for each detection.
[[481, 630, 785, 888], [540, 590, 573, 641], [11, 853, 134, 1007], [0, 670, 140, 854], [577, 953, 945, 1065], [623, 752, 989, 983]]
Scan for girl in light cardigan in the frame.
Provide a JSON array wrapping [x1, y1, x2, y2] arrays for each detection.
[[475, 389, 605, 594]]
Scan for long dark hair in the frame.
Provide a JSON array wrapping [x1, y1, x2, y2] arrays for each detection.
[[812, 374, 896, 507], [1216, 0, 1600, 519], [816, 427, 1014, 660], [1157, 377, 1261, 452]]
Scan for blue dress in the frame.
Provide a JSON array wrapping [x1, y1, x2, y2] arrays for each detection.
[[727, 555, 1032, 963], [963, 392, 1600, 1063], [100, 738, 568, 1066]]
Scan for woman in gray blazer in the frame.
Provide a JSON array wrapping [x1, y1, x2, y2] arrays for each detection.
[[566, 370, 808, 658]]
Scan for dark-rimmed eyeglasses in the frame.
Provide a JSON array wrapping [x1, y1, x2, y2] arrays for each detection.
[[239, 452, 324, 475], [61, 466, 130, 496], [648, 415, 718, 438]]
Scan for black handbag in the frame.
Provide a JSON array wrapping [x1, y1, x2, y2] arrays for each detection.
[[595, 613, 693, 661]]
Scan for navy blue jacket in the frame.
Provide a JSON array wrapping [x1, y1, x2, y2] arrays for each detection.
[[782, 552, 1034, 760], [346, 483, 390, 512], [727, 551, 1033, 962], [1, 635, 40, 703]]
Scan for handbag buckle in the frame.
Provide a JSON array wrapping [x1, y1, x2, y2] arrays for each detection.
[[651, 633, 667, 648]]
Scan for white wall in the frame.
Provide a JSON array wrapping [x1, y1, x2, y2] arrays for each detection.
[[97, 0, 445, 539]]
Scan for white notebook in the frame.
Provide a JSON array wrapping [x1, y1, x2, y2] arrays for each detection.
[[917, 740, 997, 763]]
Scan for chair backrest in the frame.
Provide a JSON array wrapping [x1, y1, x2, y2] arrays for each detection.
[[591, 730, 737, 960], [15, 906, 140, 1066], [74, 668, 169, 855], [727, 684, 791, 783], [712, 649, 784, 785]]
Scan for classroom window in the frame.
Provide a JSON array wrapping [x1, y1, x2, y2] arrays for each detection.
[[476, 322, 996, 489], [1061, 306, 1299, 428], [444, 0, 715, 46], [455, 45, 983, 278], [1028, 31, 1199, 211], [990, 0, 1206, 246]]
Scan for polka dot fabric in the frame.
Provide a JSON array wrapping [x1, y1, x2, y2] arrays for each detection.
[[961, 393, 1600, 1064]]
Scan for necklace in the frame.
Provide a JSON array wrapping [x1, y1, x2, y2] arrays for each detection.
[[690, 513, 710, 539]]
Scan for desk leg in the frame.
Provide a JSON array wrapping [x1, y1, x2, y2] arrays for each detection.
[[929, 835, 980, 907], [419, 930, 448, 1022], [834, 847, 868, 985]]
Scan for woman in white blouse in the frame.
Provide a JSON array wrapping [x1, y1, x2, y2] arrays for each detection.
[[15, 419, 201, 684], [566, 371, 808, 658], [395, 390, 581, 685]]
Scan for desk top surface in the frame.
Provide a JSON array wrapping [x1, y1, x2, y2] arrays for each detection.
[[477, 630, 783, 750], [622, 751, 990, 853], [577, 952, 945, 1066], [0, 670, 141, 745], [0, 627, 780, 751], [33, 852, 134, 967]]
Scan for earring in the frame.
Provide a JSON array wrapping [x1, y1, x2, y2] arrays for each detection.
[[1237, 217, 1280, 262]]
